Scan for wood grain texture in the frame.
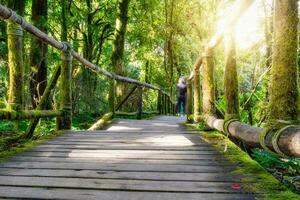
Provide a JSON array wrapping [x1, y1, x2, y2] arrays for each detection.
[[0, 116, 255, 199]]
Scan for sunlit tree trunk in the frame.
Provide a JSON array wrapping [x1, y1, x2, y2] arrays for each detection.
[[29, 0, 48, 108], [268, 0, 299, 123], [224, 30, 239, 120], [109, 0, 131, 111], [202, 48, 215, 115]]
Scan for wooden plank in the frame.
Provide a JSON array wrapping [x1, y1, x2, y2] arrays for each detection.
[[0, 116, 256, 199], [18, 151, 224, 160], [0, 176, 248, 193], [8, 156, 231, 166], [0, 168, 240, 182], [27, 149, 220, 155], [32, 144, 216, 151], [41, 141, 216, 147], [0, 161, 233, 173], [52, 135, 203, 140], [0, 186, 255, 200]]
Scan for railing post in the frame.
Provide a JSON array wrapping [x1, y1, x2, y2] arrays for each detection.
[[202, 49, 215, 116], [157, 90, 162, 114], [186, 79, 193, 122], [109, 77, 117, 117], [224, 30, 239, 120], [137, 86, 143, 119], [167, 95, 170, 114], [164, 93, 167, 115], [161, 93, 164, 115], [57, 42, 72, 130], [193, 64, 201, 122], [7, 21, 24, 111]]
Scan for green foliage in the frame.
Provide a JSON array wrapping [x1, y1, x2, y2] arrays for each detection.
[[198, 130, 300, 199], [252, 149, 300, 193]]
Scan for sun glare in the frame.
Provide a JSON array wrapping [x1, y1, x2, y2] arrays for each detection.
[[217, 1, 266, 50]]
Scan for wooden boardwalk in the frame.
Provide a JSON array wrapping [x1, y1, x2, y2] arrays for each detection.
[[0, 116, 255, 200]]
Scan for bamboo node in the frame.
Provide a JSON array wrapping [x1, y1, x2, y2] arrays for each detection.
[[6, 8, 18, 22], [258, 128, 274, 153]]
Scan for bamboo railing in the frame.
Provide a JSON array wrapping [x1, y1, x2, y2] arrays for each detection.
[[0, 4, 175, 137], [186, 0, 300, 158]]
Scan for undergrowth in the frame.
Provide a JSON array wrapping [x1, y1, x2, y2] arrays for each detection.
[[194, 126, 300, 200]]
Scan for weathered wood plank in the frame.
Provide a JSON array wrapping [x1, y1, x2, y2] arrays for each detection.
[[32, 144, 215, 151], [0, 176, 248, 193], [27, 149, 220, 155], [0, 168, 240, 182], [41, 140, 215, 147], [8, 156, 230, 166], [0, 116, 255, 199], [18, 151, 224, 160], [0, 161, 233, 173], [0, 186, 255, 200]]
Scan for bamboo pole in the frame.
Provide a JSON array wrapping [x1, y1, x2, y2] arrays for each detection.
[[115, 85, 137, 111], [137, 86, 143, 120], [0, 109, 61, 120], [56, 42, 72, 130], [206, 115, 300, 157], [88, 112, 113, 131], [157, 90, 162, 114]]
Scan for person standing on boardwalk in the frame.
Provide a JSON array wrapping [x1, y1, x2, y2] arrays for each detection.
[[177, 77, 187, 116]]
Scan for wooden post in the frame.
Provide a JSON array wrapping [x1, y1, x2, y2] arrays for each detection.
[[224, 30, 239, 120], [157, 90, 162, 114], [193, 64, 201, 122], [137, 86, 143, 119], [167, 96, 170, 114], [115, 85, 137, 111], [161, 93, 166, 115], [186, 79, 193, 122], [7, 21, 24, 111], [165, 96, 168, 115], [268, 0, 299, 123], [57, 42, 72, 130], [202, 49, 215, 115], [109, 77, 116, 117]]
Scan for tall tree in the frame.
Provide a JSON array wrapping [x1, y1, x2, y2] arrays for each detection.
[[6, 0, 25, 110], [29, 0, 48, 108], [109, 0, 131, 111], [268, 0, 299, 123]]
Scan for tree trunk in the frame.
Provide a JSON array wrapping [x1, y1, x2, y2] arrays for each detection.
[[109, 0, 131, 111], [224, 30, 239, 120], [202, 49, 215, 115], [268, 0, 299, 124], [193, 57, 202, 122], [7, 0, 25, 111], [186, 79, 193, 122], [29, 0, 48, 108], [60, 0, 67, 41]]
